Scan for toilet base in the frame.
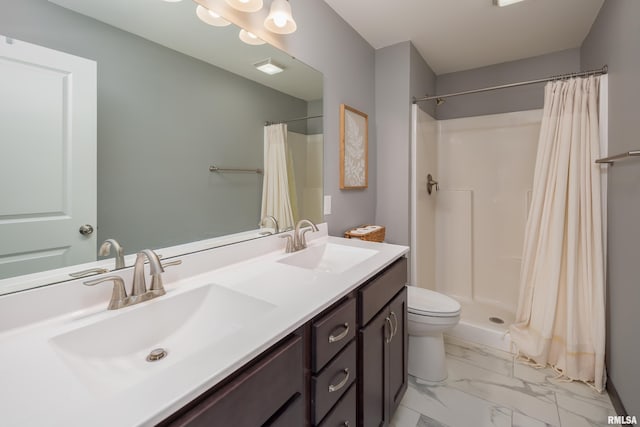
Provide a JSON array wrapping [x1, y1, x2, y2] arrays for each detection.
[[408, 332, 447, 383]]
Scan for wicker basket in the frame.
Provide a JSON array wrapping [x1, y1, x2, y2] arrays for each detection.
[[344, 225, 386, 243]]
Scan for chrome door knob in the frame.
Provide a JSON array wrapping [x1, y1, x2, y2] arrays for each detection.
[[79, 224, 94, 235]]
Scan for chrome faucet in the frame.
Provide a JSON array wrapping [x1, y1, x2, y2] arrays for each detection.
[[84, 249, 181, 310], [84, 275, 128, 310], [259, 215, 279, 235], [99, 238, 125, 269], [279, 234, 294, 253], [131, 249, 164, 303], [293, 219, 319, 251]]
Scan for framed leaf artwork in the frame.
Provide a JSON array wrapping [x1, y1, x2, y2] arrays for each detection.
[[340, 104, 368, 189]]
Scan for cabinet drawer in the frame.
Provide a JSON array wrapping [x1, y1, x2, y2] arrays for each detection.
[[165, 334, 303, 427], [359, 257, 407, 326], [311, 340, 357, 424], [312, 298, 356, 372], [316, 383, 356, 427]]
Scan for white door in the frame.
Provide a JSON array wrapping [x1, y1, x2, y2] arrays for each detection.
[[0, 36, 97, 279]]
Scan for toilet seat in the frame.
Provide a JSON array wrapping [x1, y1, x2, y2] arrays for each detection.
[[407, 286, 461, 318]]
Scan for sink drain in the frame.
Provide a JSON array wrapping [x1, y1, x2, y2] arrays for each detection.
[[146, 348, 168, 362], [489, 317, 504, 324]]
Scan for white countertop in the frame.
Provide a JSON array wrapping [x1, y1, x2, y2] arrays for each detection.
[[0, 225, 408, 426]]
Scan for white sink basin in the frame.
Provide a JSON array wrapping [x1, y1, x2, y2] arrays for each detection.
[[50, 284, 276, 395], [277, 242, 378, 274]]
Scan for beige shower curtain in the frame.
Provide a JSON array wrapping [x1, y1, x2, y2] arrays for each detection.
[[510, 76, 606, 391], [261, 124, 296, 231]]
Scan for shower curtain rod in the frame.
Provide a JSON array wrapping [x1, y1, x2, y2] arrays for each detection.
[[413, 65, 608, 104], [264, 114, 323, 126]]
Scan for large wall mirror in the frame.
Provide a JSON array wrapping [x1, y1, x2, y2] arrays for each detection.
[[0, 0, 323, 294]]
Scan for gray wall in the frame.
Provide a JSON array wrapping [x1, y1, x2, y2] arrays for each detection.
[[1, 0, 309, 254], [374, 42, 436, 245], [374, 42, 411, 245], [285, 2, 377, 236], [435, 49, 580, 120], [410, 44, 437, 120], [581, 0, 640, 415]]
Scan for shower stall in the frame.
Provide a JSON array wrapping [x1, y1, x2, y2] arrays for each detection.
[[411, 105, 543, 351], [410, 73, 608, 353]]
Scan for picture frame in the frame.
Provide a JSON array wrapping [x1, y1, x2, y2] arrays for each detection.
[[340, 103, 368, 189]]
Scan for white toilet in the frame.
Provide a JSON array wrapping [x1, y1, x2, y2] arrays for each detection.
[[407, 286, 461, 383]]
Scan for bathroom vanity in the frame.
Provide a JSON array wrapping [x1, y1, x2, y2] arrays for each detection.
[[0, 224, 408, 426], [160, 258, 407, 427]]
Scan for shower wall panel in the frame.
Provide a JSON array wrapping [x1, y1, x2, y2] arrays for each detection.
[[435, 190, 473, 300], [436, 110, 541, 312]]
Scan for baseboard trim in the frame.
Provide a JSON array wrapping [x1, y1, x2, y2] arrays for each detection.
[[608, 375, 628, 416]]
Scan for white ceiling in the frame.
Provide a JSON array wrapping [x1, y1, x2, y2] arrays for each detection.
[[323, 0, 604, 75]]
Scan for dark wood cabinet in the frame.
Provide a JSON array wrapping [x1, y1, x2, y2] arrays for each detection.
[[311, 296, 357, 426], [160, 333, 304, 427], [161, 256, 408, 427], [359, 304, 389, 426], [312, 298, 357, 372], [311, 340, 357, 424], [317, 383, 356, 427], [387, 289, 408, 416], [358, 258, 408, 427]]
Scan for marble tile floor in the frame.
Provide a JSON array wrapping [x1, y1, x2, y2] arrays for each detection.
[[390, 337, 620, 427]]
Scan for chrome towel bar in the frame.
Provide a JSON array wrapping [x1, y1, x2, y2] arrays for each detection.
[[209, 165, 263, 174], [595, 150, 640, 165]]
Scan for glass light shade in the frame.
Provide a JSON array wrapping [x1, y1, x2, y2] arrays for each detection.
[[225, 0, 263, 13], [196, 5, 231, 27], [239, 29, 266, 45], [264, 0, 296, 34]]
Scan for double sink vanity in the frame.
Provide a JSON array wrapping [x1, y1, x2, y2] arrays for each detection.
[[0, 224, 409, 426]]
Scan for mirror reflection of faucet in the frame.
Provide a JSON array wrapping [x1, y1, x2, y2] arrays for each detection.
[[259, 215, 280, 235], [68, 237, 125, 278], [99, 238, 125, 269]]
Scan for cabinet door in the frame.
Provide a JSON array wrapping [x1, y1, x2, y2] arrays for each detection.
[[358, 307, 392, 427], [387, 288, 408, 416]]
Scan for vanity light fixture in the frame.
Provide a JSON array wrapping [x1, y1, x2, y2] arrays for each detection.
[[225, 0, 264, 13], [493, 0, 527, 6], [196, 5, 231, 27], [264, 0, 297, 34], [239, 29, 266, 45], [254, 58, 284, 75]]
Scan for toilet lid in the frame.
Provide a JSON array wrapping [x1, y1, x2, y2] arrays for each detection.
[[407, 286, 461, 317]]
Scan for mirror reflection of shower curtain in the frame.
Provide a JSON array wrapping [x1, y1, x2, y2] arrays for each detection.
[[510, 76, 606, 391], [261, 124, 297, 231]]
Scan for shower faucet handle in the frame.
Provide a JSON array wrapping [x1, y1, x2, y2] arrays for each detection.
[[427, 174, 439, 195]]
